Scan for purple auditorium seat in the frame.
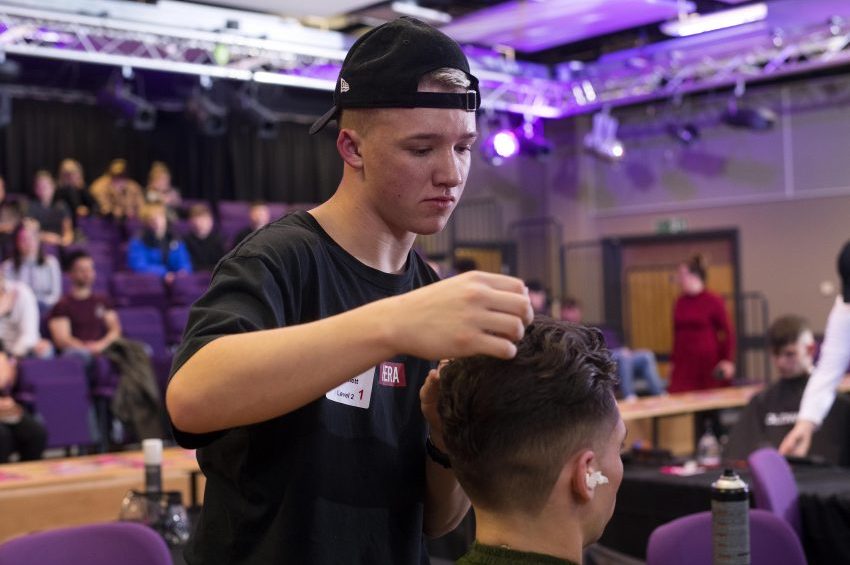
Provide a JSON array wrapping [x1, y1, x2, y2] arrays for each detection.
[[110, 272, 166, 310], [169, 271, 212, 306], [13, 357, 92, 449], [748, 447, 802, 537], [166, 306, 191, 348], [172, 219, 191, 238], [221, 218, 250, 247], [646, 509, 806, 565], [122, 216, 145, 240], [0, 522, 171, 565], [116, 306, 167, 357], [267, 202, 287, 221], [217, 200, 251, 222], [77, 216, 120, 243]]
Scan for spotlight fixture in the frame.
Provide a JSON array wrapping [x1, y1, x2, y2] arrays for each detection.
[[237, 85, 281, 140], [722, 103, 776, 131], [187, 87, 227, 136], [666, 122, 700, 145], [480, 116, 551, 166], [584, 109, 624, 160], [98, 78, 156, 131]]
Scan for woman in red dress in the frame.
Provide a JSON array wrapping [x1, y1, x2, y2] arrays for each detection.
[[669, 255, 736, 393]]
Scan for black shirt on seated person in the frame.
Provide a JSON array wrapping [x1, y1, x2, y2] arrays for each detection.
[[724, 373, 850, 465], [170, 211, 440, 565], [183, 232, 225, 272]]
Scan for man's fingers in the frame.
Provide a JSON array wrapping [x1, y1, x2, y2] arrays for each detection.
[[479, 311, 526, 342], [473, 333, 518, 360], [463, 271, 527, 294]]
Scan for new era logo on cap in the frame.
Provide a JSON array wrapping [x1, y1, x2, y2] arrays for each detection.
[[340, 78, 350, 93]]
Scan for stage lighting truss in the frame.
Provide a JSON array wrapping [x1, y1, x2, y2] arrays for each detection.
[[0, 4, 848, 120]]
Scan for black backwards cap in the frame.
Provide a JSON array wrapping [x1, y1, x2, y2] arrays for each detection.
[[309, 16, 480, 135], [838, 240, 850, 303]]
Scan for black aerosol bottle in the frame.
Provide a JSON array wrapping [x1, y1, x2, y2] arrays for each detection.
[[711, 468, 750, 565]]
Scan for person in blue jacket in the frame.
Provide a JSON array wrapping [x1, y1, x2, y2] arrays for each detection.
[[127, 202, 192, 282]]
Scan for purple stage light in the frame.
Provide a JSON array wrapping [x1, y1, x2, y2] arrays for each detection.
[[492, 130, 519, 158]]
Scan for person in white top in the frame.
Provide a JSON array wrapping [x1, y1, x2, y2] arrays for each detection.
[[780, 241, 850, 457], [1, 221, 62, 314], [0, 271, 52, 359]]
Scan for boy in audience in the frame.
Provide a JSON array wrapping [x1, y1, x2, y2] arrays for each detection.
[[183, 203, 225, 272], [725, 315, 850, 465], [562, 297, 666, 401], [234, 201, 271, 244], [438, 317, 625, 565], [127, 202, 193, 282]]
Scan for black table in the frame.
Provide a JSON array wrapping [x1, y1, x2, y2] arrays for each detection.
[[600, 461, 850, 563]]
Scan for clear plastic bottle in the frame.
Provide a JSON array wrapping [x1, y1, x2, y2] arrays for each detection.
[[697, 423, 721, 467]]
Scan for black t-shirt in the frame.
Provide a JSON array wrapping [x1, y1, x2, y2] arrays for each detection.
[[724, 374, 850, 465], [171, 211, 440, 565], [26, 200, 70, 235], [183, 232, 226, 272]]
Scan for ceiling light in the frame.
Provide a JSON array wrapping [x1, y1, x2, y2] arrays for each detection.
[[481, 129, 518, 166], [390, 2, 452, 25], [661, 3, 767, 37], [98, 79, 156, 131], [237, 86, 280, 140], [584, 110, 625, 160], [187, 88, 227, 136], [722, 105, 776, 130], [666, 122, 700, 145]]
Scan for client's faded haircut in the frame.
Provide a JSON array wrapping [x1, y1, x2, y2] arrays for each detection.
[[439, 317, 618, 516]]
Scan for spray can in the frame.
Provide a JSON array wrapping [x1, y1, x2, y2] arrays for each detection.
[[711, 468, 750, 565], [143, 438, 163, 493]]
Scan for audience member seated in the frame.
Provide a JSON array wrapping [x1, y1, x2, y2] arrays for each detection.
[[127, 203, 193, 282], [526, 279, 551, 316], [724, 315, 850, 465], [48, 251, 120, 371], [55, 158, 98, 220], [2, 222, 62, 314], [562, 297, 666, 402], [183, 203, 225, 272], [26, 170, 73, 247], [144, 161, 181, 216], [234, 202, 271, 244], [0, 348, 47, 463], [0, 269, 52, 359], [0, 178, 23, 256], [89, 158, 144, 220], [49, 250, 163, 441], [438, 318, 626, 565]]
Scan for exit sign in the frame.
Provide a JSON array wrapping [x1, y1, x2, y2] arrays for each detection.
[[656, 218, 688, 233]]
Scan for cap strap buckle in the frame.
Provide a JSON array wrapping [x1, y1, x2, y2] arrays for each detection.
[[465, 90, 479, 111]]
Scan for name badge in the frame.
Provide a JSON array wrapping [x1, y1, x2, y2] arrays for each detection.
[[325, 367, 375, 409]]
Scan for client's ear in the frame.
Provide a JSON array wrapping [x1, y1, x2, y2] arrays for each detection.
[[571, 450, 596, 502]]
